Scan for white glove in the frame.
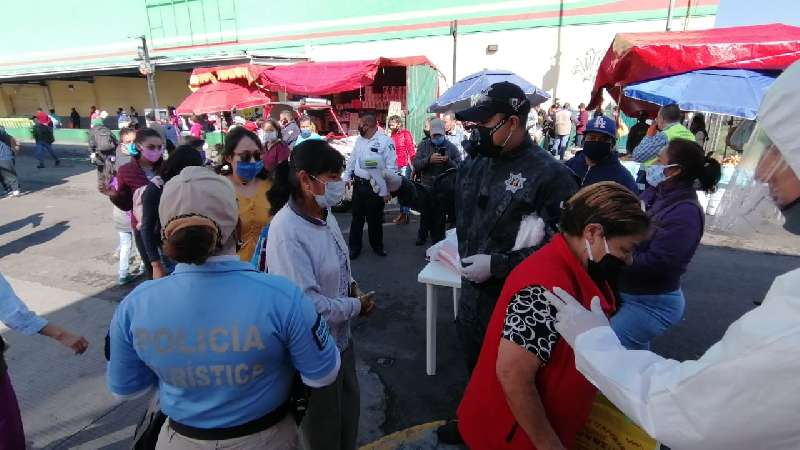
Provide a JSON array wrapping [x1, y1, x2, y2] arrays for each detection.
[[544, 287, 609, 348], [90, 152, 99, 165], [461, 254, 492, 283]]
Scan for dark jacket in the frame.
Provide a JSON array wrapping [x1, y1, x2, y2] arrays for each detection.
[[32, 123, 54, 144], [455, 137, 578, 289], [140, 180, 165, 263], [109, 160, 152, 228], [619, 181, 704, 294], [412, 137, 461, 186], [565, 151, 639, 193]]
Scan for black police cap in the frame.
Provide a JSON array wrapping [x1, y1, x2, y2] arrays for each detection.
[[455, 81, 531, 123]]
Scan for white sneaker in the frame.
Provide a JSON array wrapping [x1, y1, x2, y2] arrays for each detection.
[[9, 190, 20, 197]]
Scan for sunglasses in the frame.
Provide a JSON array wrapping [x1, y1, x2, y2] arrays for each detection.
[[235, 150, 261, 162], [140, 144, 165, 152]]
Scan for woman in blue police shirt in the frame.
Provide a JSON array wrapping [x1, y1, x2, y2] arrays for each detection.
[[107, 166, 340, 449]]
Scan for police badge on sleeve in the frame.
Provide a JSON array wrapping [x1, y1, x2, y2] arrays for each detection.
[[505, 173, 527, 193], [312, 314, 331, 351]]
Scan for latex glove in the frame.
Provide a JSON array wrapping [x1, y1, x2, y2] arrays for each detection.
[[461, 254, 492, 283], [544, 287, 609, 348]]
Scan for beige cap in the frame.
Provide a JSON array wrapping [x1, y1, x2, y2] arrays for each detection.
[[159, 166, 239, 247]]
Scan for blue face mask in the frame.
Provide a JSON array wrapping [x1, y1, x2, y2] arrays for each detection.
[[300, 129, 312, 138], [645, 164, 678, 187], [127, 143, 139, 156], [236, 160, 264, 181], [431, 135, 445, 146]]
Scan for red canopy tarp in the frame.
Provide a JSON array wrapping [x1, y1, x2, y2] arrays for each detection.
[[256, 57, 436, 96], [176, 80, 271, 114], [589, 24, 800, 115]]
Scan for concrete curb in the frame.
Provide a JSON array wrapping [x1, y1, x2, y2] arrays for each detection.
[[360, 420, 445, 450]]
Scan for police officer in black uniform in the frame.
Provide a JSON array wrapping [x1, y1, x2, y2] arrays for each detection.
[[437, 81, 579, 444], [455, 81, 578, 368]]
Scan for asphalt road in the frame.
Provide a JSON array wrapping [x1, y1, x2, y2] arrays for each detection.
[[1, 143, 798, 449]]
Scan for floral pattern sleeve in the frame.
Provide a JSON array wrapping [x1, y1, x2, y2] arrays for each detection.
[[502, 285, 559, 363]]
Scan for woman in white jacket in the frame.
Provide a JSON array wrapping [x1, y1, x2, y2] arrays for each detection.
[[544, 61, 800, 450], [266, 140, 376, 450]]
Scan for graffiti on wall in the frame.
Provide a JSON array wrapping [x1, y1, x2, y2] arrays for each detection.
[[572, 48, 604, 85]]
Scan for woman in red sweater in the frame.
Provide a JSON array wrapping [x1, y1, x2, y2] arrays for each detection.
[[388, 115, 415, 224], [458, 182, 650, 450], [109, 128, 164, 279]]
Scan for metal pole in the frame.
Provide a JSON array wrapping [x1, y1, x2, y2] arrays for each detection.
[[450, 20, 458, 86], [140, 35, 159, 117], [666, 0, 676, 31]]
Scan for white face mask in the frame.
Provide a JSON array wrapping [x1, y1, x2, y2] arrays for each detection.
[[312, 177, 346, 208], [264, 131, 278, 142]]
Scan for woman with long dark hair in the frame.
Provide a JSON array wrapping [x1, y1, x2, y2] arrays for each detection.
[[218, 127, 272, 261], [109, 128, 164, 279], [612, 138, 721, 349], [266, 140, 375, 450], [139, 145, 205, 279]]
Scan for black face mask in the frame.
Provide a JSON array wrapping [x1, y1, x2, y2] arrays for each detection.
[[359, 126, 370, 137], [423, 129, 431, 138], [469, 117, 510, 158], [582, 140, 613, 162], [586, 238, 626, 286]]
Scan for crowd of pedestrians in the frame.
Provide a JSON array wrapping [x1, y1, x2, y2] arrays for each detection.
[[3, 61, 800, 450]]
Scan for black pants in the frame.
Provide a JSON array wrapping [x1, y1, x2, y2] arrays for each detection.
[[133, 229, 153, 280], [418, 188, 446, 243], [456, 281, 504, 372], [0, 160, 19, 193], [349, 181, 385, 253]]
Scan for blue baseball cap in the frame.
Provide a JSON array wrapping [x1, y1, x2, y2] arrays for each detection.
[[585, 115, 617, 139]]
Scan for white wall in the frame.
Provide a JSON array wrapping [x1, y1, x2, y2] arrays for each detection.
[[307, 16, 716, 109]]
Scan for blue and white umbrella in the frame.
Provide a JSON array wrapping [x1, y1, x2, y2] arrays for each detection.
[[623, 69, 779, 119], [428, 70, 550, 113]]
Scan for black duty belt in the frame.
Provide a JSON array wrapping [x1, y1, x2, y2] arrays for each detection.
[[353, 176, 371, 185], [169, 399, 290, 441]]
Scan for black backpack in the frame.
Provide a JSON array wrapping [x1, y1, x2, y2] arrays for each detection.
[[93, 127, 118, 154]]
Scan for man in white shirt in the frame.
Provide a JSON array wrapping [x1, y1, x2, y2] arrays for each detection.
[[343, 111, 397, 259]]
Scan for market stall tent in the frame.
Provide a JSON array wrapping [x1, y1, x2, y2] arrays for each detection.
[[256, 57, 439, 141], [589, 23, 800, 116]]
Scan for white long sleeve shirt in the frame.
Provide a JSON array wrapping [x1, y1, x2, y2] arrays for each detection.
[[343, 131, 397, 196], [571, 267, 800, 450], [265, 202, 360, 352]]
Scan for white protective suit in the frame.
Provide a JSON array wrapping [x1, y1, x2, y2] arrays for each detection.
[[555, 61, 800, 450]]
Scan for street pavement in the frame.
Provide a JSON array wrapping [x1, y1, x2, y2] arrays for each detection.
[[1, 143, 799, 449]]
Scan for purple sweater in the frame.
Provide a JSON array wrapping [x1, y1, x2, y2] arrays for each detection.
[[618, 181, 704, 295]]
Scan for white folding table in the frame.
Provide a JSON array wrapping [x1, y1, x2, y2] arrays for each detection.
[[417, 259, 461, 375]]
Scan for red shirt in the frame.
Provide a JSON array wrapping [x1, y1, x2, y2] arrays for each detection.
[[458, 234, 615, 450], [262, 141, 290, 173], [391, 129, 416, 168]]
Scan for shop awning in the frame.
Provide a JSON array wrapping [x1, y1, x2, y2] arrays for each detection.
[[256, 57, 437, 96], [589, 23, 800, 115], [176, 80, 271, 115], [188, 64, 271, 92]]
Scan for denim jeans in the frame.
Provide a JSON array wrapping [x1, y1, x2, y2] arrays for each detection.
[[610, 289, 686, 350], [550, 134, 569, 160], [118, 231, 132, 278], [399, 165, 412, 214], [35, 142, 59, 164]]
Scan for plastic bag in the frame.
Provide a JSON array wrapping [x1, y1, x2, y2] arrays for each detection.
[[512, 214, 546, 251], [425, 228, 461, 273]]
